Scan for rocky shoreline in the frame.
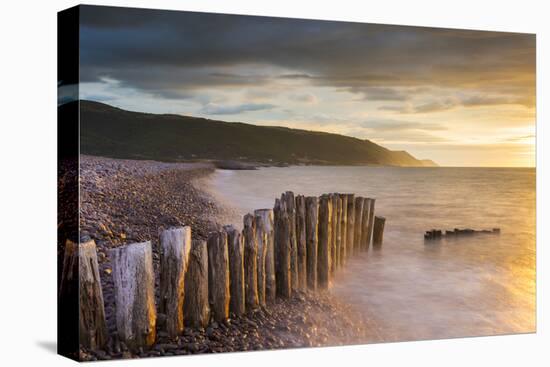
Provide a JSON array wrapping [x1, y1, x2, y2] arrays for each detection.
[[75, 155, 376, 360]]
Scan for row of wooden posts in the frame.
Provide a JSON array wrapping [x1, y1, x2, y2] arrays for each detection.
[[62, 191, 386, 352]]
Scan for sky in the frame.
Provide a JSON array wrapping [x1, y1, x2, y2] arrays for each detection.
[[76, 5, 536, 167]]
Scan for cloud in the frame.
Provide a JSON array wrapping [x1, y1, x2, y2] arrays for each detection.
[[200, 103, 276, 115], [347, 87, 409, 101], [289, 93, 318, 104]]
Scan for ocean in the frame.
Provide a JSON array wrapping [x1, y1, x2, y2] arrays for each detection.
[[209, 166, 536, 342]]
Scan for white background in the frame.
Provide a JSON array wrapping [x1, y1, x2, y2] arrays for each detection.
[[0, 0, 547, 365]]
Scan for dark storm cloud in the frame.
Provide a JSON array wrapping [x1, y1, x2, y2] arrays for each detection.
[[79, 5, 535, 102]]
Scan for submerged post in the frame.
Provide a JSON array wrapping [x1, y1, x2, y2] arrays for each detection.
[[255, 209, 276, 303], [110, 241, 156, 350], [361, 198, 370, 250], [184, 240, 210, 328], [225, 225, 245, 316], [295, 195, 307, 291], [305, 196, 319, 291], [367, 199, 377, 248], [373, 216, 386, 249], [207, 230, 230, 322], [78, 240, 108, 350], [281, 191, 298, 292], [345, 194, 355, 258], [274, 199, 291, 298], [354, 197, 364, 252], [340, 194, 348, 266], [159, 226, 191, 337], [317, 195, 332, 289]]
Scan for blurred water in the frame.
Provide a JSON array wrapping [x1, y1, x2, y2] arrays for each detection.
[[209, 166, 536, 342]]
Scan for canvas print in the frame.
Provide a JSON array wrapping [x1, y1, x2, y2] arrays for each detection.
[[57, 5, 536, 361]]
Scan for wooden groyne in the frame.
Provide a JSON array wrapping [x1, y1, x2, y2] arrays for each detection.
[[424, 227, 500, 240], [64, 191, 385, 351]]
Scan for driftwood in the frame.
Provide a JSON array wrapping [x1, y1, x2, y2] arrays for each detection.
[[361, 198, 370, 250], [225, 225, 245, 315], [354, 197, 364, 252], [317, 195, 332, 289], [110, 241, 156, 350], [345, 194, 355, 258], [159, 226, 191, 337], [373, 216, 386, 248], [255, 209, 276, 303], [274, 198, 291, 298], [281, 191, 298, 291], [184, 240, 210, 328], [243, 214, 259, 309], [295, 195, 307, 291], [78, 240, 107, 350], [207, 231, 230, 322], [339, 194, 348, 266], [305, 196, 318, 291], [367, 199, 376, 248], [254, 213, 268, 307]]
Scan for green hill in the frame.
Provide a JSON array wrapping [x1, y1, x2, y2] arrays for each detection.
[[69, 100, 437, 167]]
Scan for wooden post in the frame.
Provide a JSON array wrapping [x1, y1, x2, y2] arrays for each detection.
[[361, 198, 370, 250], [110, 241, 156, 350], [159, 226, 191, 338], [339, 195, 348, 266], [255, 209, 276, 303], [59, 239, 79, 356], [295, 195, 307, 291], [274, 199, 291, 298], [345, 194, 355, 258], [305, 196, 318, 291], [225, 225, 245, 316], [207, 230, 230, 322], [335, 195, 342, 270], [254, 213, 268, 307], [367, 199, 377, 248], [317, 195, 332, 289], [373, 216, 386, 249], [243, 214, 259, 310], [354, 197, 364, 252], [79, 240, 107, 350], [184, 240, 210, 329], [330, 194, 338, 275], [281, 191, 298, 292]]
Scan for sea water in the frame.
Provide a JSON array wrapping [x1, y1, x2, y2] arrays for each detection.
[[209, 166, 535, 342]]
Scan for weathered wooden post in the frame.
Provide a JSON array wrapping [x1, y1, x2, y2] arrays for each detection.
[[207, 230, 230, 322], [281, 191, 298, 291], [317, 195, 332, 289], [361, 198, 370, 250], [274, 199, 291, 298], [339, 195, 348, 266], [184, 240, 210, 329], [329, 194, 338, 275], [78, 240, 108, 350], [367, 199, 377, 248], [159, 226, 191, 337], [110, 241, 156, 350], [354, 197, 364, 252], [255, 209, 276, 303], [243, 214, 259, 310], [345, 194, 355, 258], [225, 225, 245, 316], [335, 195, 342, 270], [295, 195, 307, 291], [254, 213, 268, 307], [305, 196, 318, 291], [373, 216, 386, 249]]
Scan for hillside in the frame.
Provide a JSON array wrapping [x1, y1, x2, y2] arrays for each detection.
[[68, 100, 437, 167]]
